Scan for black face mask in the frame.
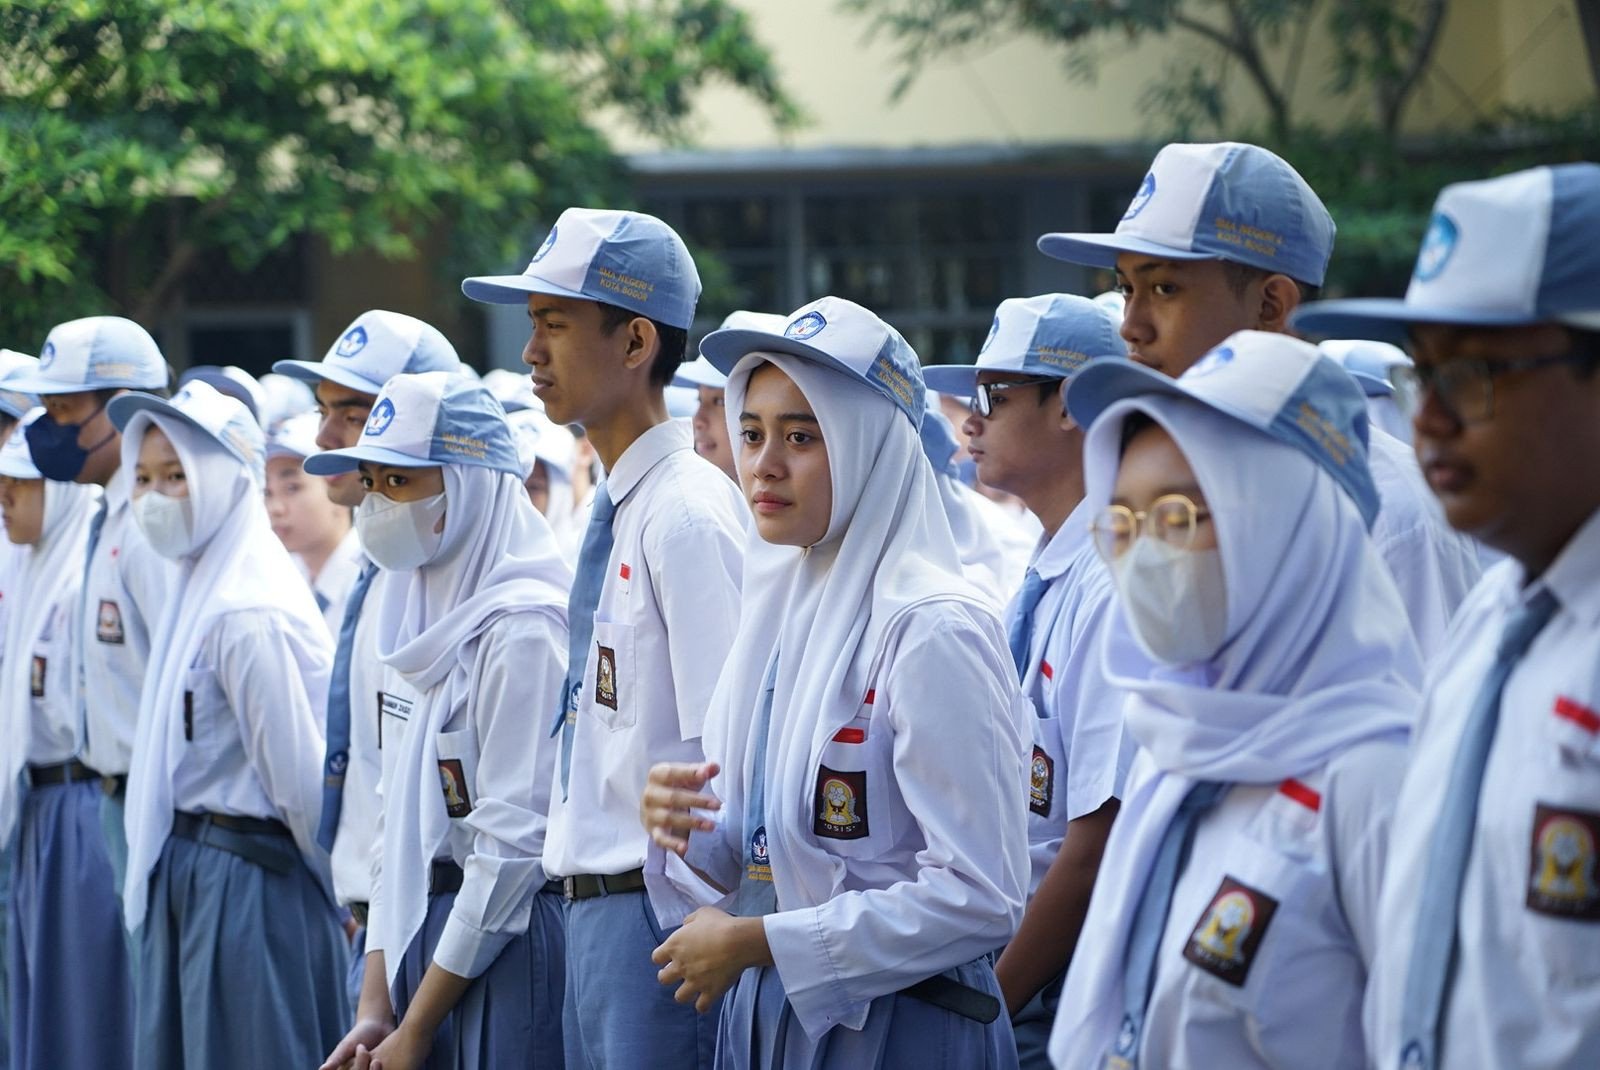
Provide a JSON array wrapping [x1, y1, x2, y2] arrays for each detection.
[[24, 397, 115, 482]]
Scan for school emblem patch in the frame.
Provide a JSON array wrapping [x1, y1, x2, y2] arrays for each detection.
[[365, 397, 396, 436], [1413, 211, 1459, 282], [531, 225, 559, 263], [747, 824, 772, 883], [785, 312, 827, 341], [1028, 745, 1054, 817], [96, 599, 124, 645], [1122, 172, 1157, 221], [335, 325, 369, 358], [594, 644, 618, 709], [1527, 803, 1600, 921], [30, 656, 45, 698], [1183, 875, 1279, 987], [813, 766, 868, 840], [438, 759, 471, 818]]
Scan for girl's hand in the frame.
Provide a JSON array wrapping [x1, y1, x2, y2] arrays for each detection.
[[320, 1015, 394, 1070], [651, 906, 773, 1013], [641, 761, 721, 856]]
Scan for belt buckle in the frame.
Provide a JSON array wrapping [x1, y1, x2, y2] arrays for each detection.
[[562, 876, 578, 901]]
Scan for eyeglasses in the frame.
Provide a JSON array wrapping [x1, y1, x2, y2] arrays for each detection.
[[968, 376, 1060, 418], [1090, 494, 1212, 562], [1390, 352, 1595, 424]]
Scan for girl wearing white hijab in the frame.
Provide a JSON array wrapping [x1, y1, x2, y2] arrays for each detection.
[[313, 372, 571, 1070], [1049, 332, 1423, 1069], [107, 380, 347, 1070], [641, 298, 1030, 1069], [0, 412, 129, 1068]]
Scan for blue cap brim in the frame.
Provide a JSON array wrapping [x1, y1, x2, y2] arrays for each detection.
[[270, 359, 385, 397], [1037, 231, 1214, 270], [1291, 298, 1547, 342], [461, 273, 591, 307], [302, 444, 435, 476], [1062, 361, 1189, 430], [700, 329, 862, 386], [4, 371, 154, 396], [107, 393, 259, 475], [0, 396, 34, 421], [1346, 370, 1393, 397], [921, 364, 984, 397]]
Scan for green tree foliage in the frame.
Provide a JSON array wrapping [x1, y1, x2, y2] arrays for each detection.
[[0, 0, 798, 348]]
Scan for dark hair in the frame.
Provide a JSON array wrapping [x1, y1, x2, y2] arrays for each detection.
[[1119, 410, 1157, 457], [1037, 380, 1061, 406], [596, 301, 688, 388], [1219, 260, 1321, 305]]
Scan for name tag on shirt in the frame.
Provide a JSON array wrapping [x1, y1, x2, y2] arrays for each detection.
[[378, 690, 414, 749]]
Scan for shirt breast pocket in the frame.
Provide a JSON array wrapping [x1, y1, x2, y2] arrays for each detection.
[[590, 620, 636, 731], [183, 663, 230, 761], [1518, 700, 1600, 986], [810, 716, 902, 858], [1027, 714, 1067, 824], [435, 728, 479, 821]]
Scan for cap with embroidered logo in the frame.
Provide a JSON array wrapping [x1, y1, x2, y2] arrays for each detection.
[[677, 311, 789, 390], [0, 351, 41, 421], [700, 297, 925, 426], [8, 317, 168, 396], [1065, 329, 1378, 528], [0, 410, 46, 479], [303, 371, 521, 478], [272, 310, 461, 396], [1039, 142, 1336, 287], [108, 379, 267, 484], [1292, 163, 1600, 341], [461, 208, 702, 330], [923, 293, 1128, 398]]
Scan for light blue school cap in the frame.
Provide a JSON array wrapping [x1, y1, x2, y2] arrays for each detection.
[[8, 317, 168, 395], [273, 310, 461, 396], [304, 371, 522, 478], [462, 208, 702, 330], [1039, 142, 1336, 287], [1293, 164, 1600, 341], [677, 311, 790, 390], [1319, 339, 1410, 398], [179, 365, 265, 424], [923, 294, 1128, 397], [0, 351, 41, 420], [919, 395, 961, 477], [0, 410, 45, 479], [1066, 329, 1379, 529], [108, 379, 267, 484]]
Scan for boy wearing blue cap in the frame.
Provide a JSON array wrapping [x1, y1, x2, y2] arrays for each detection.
[[1039, 141, 1482, 659], [273, 310, 463, 1014], [464, 208, 745, 1070], [1294, 163, 1600, 1070], [925, 294, 1134, 1066]]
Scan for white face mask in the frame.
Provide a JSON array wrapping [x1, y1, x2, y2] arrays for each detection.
[[133, 490, 198, 560], [355, 491, 447, 572], [1111, 537, 1229, 665]]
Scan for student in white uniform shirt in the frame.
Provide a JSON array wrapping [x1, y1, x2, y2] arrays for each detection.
[[923, 293, 1134, 1067], [108, 380, 347, 1069], [1293, 162, 1600, 1070], [1048, 331, 1422, 1069], [266, 409, 360, 633], [463, 207, 746, 1070], [918, 397, 1032, 596], [675, 310, 788, 482], [273, 310, 463, 1013], [640, 297, 1030, 1067], [314, 373, 571, 1070], [1038, 141, 1482, 660], [9, 317, 175, 905], [0, 413, 130, 1069]]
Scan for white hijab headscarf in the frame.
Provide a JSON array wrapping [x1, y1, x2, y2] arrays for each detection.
[[699, 352, 1007, 914], [120, 413, 331, 931], [372, 461, 570, 985], [1052, 395, 1422, 1066], [0, 459, 100, 841]]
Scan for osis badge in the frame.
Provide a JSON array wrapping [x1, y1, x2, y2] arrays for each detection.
[[1527, 802, 1600, 921], [594, 644, 618, 709], [1182, 875, 1279, 987], [813, 766, 868, 840], [747, 825, 772, 883], [1028, 745, 1054, 817], [97, 599, 125, 645], [438, 759, 472, 818]]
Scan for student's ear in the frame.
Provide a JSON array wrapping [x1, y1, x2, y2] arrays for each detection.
[[621, 317, 660, 373], [1057, 379, 1078, 432], [1257, 274, 1301, 335]]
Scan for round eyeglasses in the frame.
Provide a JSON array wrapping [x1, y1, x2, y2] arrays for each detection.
[[1090, 494, 1212, 562]]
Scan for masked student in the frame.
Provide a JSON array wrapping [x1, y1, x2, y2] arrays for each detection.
[[274, 311, 463, 1014], [1045, 332, 1421, 1069], [0, 412, 130, 1069], [464, 208, 746, 1070], [641, 298, 1031, 1068], [675, 311, 788, 483], [1294, 163, 1600, 1070], [922, 294, 1134, 1068], [1038, 142, 1482, 660], [107, 381, 348, 1070], [308, 372, 568, 1070], [266, 410, 361, 634]]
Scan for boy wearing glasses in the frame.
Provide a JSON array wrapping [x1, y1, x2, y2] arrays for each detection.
[[1294, 163, 1600, 1070], [1038, 141, 1482, 659], [924, 294, 1133, 1067]]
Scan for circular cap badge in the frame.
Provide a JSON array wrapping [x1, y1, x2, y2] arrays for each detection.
[[365, 397, 396, 436]]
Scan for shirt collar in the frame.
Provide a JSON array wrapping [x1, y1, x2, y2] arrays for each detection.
[[603, 419, 693, 506], [1525, 505, 1600, 627], [1033, 498, 1094, 581]]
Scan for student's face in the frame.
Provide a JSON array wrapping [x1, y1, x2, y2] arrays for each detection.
[[524, 459, 551, 515], [1409, 322, 1600, 564], [358, 462, 445, 503], [313, 380, 377, 507], [133, 426, 187, 499], [0, 476, 45, 545], [961, 373, 1073, 497], [692, 385, 736, 479], [737, 363, 832, 547], [1115, 253, 1264, 377], [1110, 424, 1218, 553], [522, 295, 644, 427], [264, 455, 350, 555], [42, 389, 121, 485]]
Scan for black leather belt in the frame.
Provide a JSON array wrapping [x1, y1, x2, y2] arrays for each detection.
[[900, 972, 1002, 1025], [423, 864, 563, 900], [174, 810, 288, 838], [27, 759, 104, 788], [171, 810, 295, 875], [562, 868, 647, 901]]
